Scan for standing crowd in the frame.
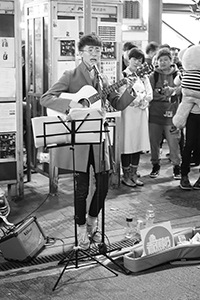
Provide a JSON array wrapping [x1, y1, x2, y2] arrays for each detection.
[[121, 40, 200, 190]]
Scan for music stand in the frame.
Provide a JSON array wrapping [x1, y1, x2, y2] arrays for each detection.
[[33, 113, 130, 291]]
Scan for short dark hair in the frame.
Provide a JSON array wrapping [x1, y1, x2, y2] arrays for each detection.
[[78, 33, 102, 51], [128, 48, 145, 63], [123, 41, 137, 51], [159, 43, 171, 50], [156, 48, 172, 60], [145, 41, 159, 54], [170, 47, 180, 52]]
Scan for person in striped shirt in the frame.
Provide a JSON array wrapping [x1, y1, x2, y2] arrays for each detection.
[[173, 45, 200, 129], [172, 45, 200, 190], [173, 69, 200, 129]]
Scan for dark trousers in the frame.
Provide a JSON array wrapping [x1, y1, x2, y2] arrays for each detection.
[[181, 113, 200, 176], [121, 152, 140, 168], [191, 139, 200, 164], [75, 145, 109, 225]]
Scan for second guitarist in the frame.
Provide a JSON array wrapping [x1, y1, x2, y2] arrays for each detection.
[[119, 47, 153, 187]]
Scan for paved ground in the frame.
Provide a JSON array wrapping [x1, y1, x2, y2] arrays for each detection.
[[0, 142, 200, 299]]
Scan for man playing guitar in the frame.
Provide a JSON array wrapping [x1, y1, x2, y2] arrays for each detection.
[[40, 33, 137, 250]]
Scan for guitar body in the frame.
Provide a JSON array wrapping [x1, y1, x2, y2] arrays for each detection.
[[60, 85, 97, 103], [47, 85, 97, 116], [46, 63, 151, 117]]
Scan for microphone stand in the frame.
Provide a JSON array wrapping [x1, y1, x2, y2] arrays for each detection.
[[97, 121, 131, 275], [92, 66, 131, 274]]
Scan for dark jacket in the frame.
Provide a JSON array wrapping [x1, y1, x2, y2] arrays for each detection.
[[149, 65, 180, 125]]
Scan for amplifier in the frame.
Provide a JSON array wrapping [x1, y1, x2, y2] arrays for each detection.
[[0, 216, 46, 261]]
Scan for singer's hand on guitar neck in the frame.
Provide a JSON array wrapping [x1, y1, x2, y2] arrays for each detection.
[[124, 75, 137, 94]]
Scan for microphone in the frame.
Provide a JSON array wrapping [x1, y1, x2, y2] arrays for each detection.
[[0, 190, 14, 227], [93, 64, 100, 74], [93, 65, 104, 108], [93, 65, 103, 80]]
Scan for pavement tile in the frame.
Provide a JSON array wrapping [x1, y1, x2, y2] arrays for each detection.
[[0, 142, 200, 276]]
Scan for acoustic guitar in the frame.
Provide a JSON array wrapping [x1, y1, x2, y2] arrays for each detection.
[[47, 62, 150, 117]]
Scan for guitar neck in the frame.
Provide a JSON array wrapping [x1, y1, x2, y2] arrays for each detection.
[[100, 65, 148, 98], [101, 78, 127, 98], [89, 63, 150, 102], [88, 77, 127, 104]]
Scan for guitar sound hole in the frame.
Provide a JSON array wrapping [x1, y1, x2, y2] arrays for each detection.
[[78, 98, 90, 107]]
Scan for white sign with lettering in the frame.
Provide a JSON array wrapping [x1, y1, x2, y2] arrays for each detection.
[[140, 221, 174, 256]]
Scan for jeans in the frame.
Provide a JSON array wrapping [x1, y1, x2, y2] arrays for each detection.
[[75, 146, 109, 225], [149, 122, 181, 166], [181, 113, 200, 176]]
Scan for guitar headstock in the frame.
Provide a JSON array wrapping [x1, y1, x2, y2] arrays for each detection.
[[136, 62, 151, 78]]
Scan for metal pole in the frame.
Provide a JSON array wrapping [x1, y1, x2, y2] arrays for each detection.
[[148, 0, 162, 44], [15, 0, 24, 198], [83, 0, 92, 35]]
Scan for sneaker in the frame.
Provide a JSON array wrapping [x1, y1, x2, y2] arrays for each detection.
[[150, 164, 160, 178], [136, 170, 141, 178], [180, 176, 193, 190], [193, 177, 200, 190], [173, 165, 181, 180], [78, 227, 90, 250], [87, 224, 102, 243]]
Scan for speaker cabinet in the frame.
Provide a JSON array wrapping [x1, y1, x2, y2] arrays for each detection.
[[0, 216, 46, 261]]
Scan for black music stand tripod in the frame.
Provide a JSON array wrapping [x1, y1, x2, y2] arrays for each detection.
[[46, 116, 124, 291]]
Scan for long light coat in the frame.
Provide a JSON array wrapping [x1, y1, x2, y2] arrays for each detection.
[[40, 62, 135, 173], [120, 69, 153, 153]]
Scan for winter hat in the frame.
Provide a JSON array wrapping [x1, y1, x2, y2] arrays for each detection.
[[156, 47, 172, 61]]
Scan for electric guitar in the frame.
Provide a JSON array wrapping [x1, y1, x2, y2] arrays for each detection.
[[47, 62, 150, 117]]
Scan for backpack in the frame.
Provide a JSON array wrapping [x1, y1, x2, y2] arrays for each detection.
[[153, 70, 178, 86]]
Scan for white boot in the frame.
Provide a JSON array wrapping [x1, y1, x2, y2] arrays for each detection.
[[87, 215, 101, 243], [130, 164, 144, 186], [78, 224, 90, 250]]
